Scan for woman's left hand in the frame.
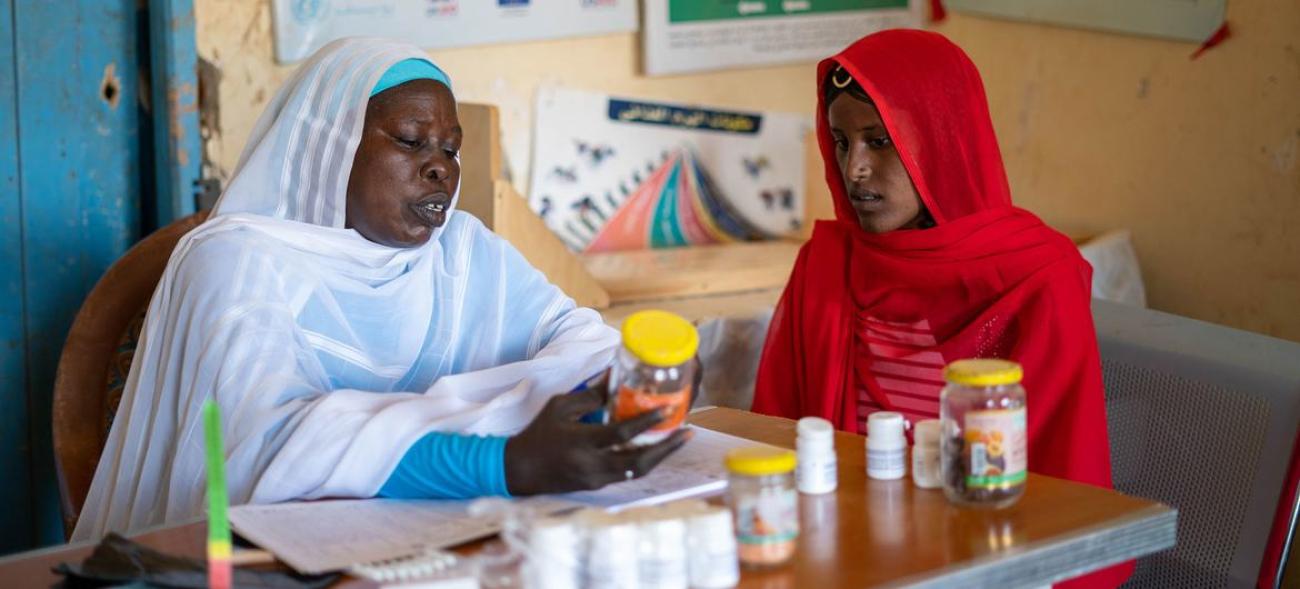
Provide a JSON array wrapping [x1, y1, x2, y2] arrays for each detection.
[[503, 388, 692, 495]]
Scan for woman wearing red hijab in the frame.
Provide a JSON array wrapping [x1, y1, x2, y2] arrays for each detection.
[[752, 30, 1131, 587]]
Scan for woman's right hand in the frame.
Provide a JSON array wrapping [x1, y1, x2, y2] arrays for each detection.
[[503, 388, 692, 495]]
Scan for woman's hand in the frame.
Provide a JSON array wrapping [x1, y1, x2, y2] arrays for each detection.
[[503, 388, 692, 495]]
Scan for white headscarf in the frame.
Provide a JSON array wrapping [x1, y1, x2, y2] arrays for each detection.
[[72, 38, 618, 542]]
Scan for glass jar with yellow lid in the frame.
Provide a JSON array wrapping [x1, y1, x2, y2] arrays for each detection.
[[610, 310, 698, 446], [940, 359, 1028, 508], [725, 447, 799, 568]]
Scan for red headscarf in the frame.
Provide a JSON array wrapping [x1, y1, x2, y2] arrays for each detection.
[[752, 30, 1131, 587]]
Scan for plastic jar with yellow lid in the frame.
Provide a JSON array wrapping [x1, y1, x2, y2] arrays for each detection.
[[940, 359, 1028, 508], [610, 310, 698, 446], [725, 447, 799, 568]]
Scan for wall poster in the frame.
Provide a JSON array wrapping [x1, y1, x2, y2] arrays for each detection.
[[273, 0, 637, 63], [942, 0, 1227, 42], [642, 0, 923, 76], [529, 86, 811, 252]]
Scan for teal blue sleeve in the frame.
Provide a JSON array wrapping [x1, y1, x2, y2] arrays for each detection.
[[378, 432, 512, 499]]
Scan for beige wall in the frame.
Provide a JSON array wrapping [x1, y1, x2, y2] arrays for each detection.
[[934, 3, 1300, 342], [196, 0, 1300, 342], [194, 0, 817, 189]]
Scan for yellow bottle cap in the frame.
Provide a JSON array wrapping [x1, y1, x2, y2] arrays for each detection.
[[943, 359, 1024, 387], [621, 310, 699, 367], [725, 447, 797, 477]]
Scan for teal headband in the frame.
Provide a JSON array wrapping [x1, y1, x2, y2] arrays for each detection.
[[370, 58, 452, 97]]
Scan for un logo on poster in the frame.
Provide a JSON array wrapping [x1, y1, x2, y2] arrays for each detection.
[[292, 0, 328, 23]]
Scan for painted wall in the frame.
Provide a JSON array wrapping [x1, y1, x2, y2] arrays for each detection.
[[194, 1, 817, 193], [195, 0, 1300, 343], [935, 3, 1300, 343]]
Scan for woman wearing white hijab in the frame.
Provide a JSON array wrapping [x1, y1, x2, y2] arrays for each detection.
[[72, 38, 689, 542]]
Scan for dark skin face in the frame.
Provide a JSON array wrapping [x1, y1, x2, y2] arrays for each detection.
[[827, 93, 928, 233], [346, 79, 462, 248], [347, 79, 691, 495]]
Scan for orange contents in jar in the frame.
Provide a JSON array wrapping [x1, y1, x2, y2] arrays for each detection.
[[726, 447, 799, 569], [736, 540, 797, 567], [613, 384, 690, 433]]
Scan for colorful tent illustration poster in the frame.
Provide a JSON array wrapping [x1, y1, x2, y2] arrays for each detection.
[[531, 86, 809, 252]]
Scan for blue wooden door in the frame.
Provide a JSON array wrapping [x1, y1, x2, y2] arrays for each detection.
[[1, 1, 146, 551], [0, 0, 189, 553], [0, 0, 31, 555]]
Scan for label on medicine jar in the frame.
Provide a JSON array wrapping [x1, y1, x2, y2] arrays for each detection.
[[797, 456, 838, 494], [868, 447, 906, 477], [964, 408, 1027, 489], [734, 489, 799, 546]]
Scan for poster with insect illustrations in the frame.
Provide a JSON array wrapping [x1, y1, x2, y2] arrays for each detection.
[[530, 86, 810, 252]]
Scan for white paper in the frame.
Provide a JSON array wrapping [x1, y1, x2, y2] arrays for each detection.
[[563, 426, 766, 509], [230, 426, 771, 573], [272, 0, 637, 63], [1079, 230, 1147, 308], [230, 498, 568, 574]]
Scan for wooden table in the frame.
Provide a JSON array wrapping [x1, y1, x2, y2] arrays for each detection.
[[691, 409, 1175, 588], [0, 408, 1176, 588]]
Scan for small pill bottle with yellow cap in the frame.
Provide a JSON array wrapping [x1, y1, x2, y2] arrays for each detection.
[[611, 310, 699, 446], [940, 359, 1028, 508], [725, 447, 799, 569]]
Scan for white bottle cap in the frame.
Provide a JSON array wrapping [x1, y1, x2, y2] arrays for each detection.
[[636, 515, 689, 589], [581, 514, 640, 589], [525, 517, 581, 589], [584, 517, 638, 551], [686, 506, 736, 549], [638, 513, 688, 556], [797, 417, 835, 452], [527, 517, 578, 566], [914, 419, 941, 448], [866, 412, 907, 449], [797, 416, 834, 440]]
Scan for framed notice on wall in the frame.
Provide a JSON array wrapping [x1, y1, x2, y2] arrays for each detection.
[[942, 0, 1227, 42], [272, 0, 637, 63], [642, 0, 923, 76]]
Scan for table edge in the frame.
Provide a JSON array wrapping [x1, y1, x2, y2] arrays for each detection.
[[882, 503, 1178, 588], [0, 514, 206, 566]]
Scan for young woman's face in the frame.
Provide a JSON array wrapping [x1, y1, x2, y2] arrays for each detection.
[[827, 93, 927, 234], [346, 79, 462, 248]]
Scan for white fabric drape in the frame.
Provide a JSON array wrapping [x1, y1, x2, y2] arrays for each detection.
[[72, 38, 618, 542]]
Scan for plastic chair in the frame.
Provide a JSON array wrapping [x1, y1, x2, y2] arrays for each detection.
[[51, 211, 210, 536], [1094, 299, 1300, 588]]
